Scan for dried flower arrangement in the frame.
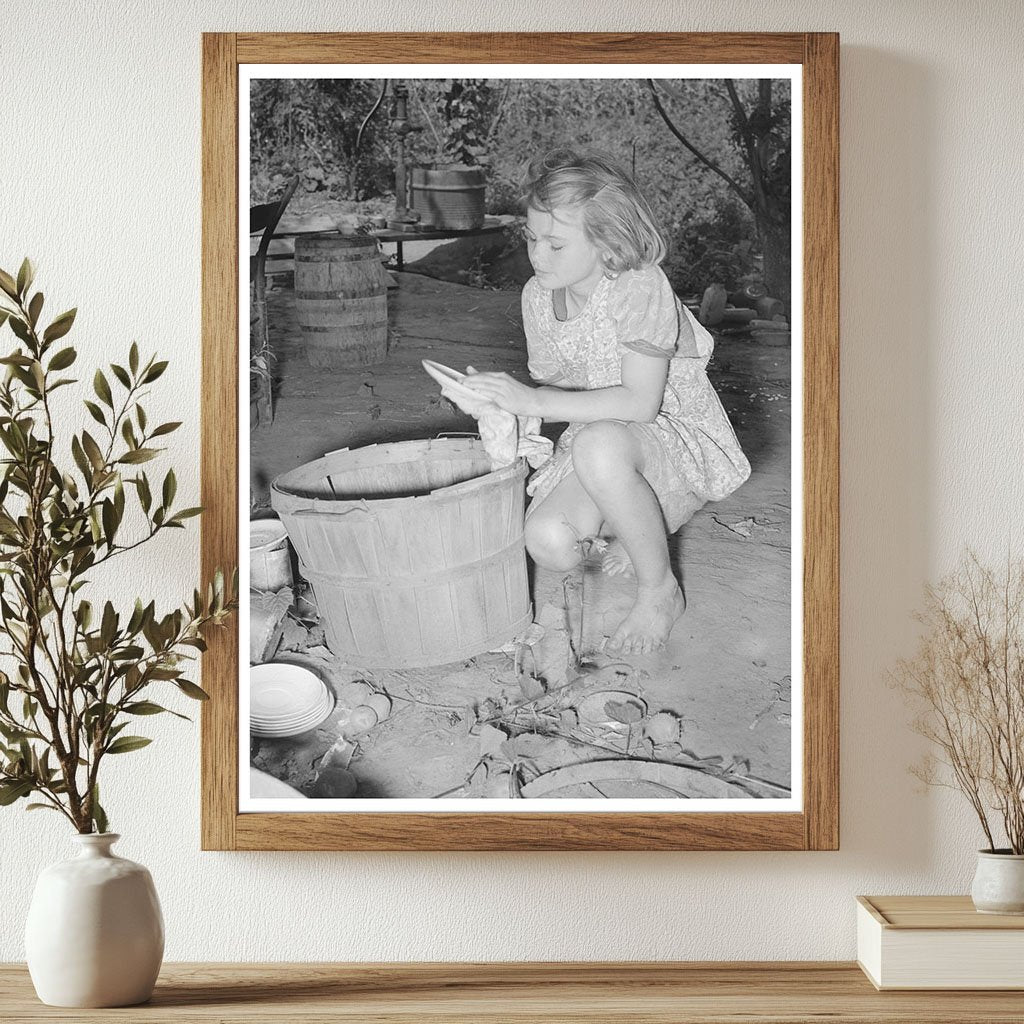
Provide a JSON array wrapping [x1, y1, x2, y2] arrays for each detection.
[[894, 552, 1024, 854]]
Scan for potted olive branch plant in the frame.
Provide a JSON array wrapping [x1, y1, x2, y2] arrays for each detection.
[[894, 551, 1024, 914], [0, 259, 236, 1007]]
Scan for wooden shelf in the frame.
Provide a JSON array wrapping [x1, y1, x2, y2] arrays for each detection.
[[3, 962, 1024, 1022]]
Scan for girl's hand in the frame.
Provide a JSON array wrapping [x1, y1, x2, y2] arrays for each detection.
[[463, 367, 540, 417]]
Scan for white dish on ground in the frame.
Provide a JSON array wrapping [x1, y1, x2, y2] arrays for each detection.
[[249, 767, 309, 799], [250, 663, 334, 738]]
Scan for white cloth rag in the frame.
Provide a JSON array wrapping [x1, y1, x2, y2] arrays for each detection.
[[440, 384, 552, 470]]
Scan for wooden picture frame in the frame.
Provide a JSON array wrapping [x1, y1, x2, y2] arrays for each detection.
[[201, 31, 838, 851]]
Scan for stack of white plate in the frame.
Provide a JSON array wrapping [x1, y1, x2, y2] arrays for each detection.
[[250, 663, 334, 738]]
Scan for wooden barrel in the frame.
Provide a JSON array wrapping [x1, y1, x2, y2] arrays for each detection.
[[294, 233, 388, 367], [410, 165, 486, 231], [270, 439, 531, 669]]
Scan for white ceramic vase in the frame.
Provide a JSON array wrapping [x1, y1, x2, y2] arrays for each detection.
[[25, 833, 164, 1007], [970, 850, 1024, 915]]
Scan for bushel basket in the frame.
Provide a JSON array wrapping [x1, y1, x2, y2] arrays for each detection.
[[270, 438, 531, 669]]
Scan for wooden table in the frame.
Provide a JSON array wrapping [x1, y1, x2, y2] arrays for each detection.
[[263, 215, 515, 272], [3, 962, 1023, 1022], [369, 215, 514, 270]]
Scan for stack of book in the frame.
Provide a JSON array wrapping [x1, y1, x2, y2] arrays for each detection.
[[857, 895, 1024, 990]]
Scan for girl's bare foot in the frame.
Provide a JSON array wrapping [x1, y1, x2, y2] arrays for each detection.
[[605, 574, 685, 655], [600, 538, 635, 577]]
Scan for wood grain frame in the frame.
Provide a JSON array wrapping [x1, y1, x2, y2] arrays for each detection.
[[201, 32, 839, 851]]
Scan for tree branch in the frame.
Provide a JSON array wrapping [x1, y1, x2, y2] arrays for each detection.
[[645, 79, 753, 208]]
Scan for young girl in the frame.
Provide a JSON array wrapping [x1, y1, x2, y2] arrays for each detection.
[[465, 149, 750, 655]]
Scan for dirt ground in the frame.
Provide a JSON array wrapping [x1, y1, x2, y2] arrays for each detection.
[[249, 251, 792, 802]]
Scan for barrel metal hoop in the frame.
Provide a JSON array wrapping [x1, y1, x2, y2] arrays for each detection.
[[295, 252, 379, 263], [295, 289, 386, 299], [298, 538, 525, 590], [411, 182, 487, 193], [300, 321, 389, 333]]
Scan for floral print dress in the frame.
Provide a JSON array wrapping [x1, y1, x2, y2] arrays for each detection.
[[522, 265, 751, 532]]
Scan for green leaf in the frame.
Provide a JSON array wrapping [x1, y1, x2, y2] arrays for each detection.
[[118, 448, 157, 465], [0, 269, 18, 300], [135, 473, 152, 513], [8, 316, 31, 345], [71, 435, 92, 482], [176, 679, 210, 701], [83, 400, 106, 427], [105, 735, 152, 755], [136, 404, 147, 432], [0, 779, 33, 805], [16, 258, 34, 298], [93, 369, 113, 408], [101, 498, 117, 546], [110, 363, 131, 389], [81, 431, 105, 471], [169, 507, 203, 524], [48, 346, 77, 371], [0, 722, 28, 743], [150, 421, 181, 438], [142, 360, 168, 383], [162, 468, 176, 509], [124, 700, 173, 716], [121, 418, 137, 449], [42, 308, 76, 344], [129, 342, 139, 375], [126, 598, 146, 635], [76, 600, 93, 630], [26, 803, 61, 813], [27, 291, 43, 328], [110, 644, 144, 662], [91, 785, 108, 834], [100, 601, 117, 647]]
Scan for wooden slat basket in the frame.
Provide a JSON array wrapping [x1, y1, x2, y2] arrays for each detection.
[[270, 438, 531, 668]]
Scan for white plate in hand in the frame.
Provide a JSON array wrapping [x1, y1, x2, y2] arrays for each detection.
[[421, 359, 483, 406]]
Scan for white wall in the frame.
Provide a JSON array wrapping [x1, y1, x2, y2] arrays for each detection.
[[2, 0, 1022, 961]]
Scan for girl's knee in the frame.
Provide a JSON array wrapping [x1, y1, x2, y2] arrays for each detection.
[[524, 515, 583, 572], [571, 420, 638, 486]]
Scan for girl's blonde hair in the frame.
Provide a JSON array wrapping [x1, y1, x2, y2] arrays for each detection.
[[520, 148, 667, 273]]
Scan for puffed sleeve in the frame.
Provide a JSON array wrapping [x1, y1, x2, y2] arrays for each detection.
[[522, 278, 564, 384], [608, 267, 688, 359]]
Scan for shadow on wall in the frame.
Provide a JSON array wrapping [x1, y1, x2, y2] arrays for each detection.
[[839, 48, 937, 867]]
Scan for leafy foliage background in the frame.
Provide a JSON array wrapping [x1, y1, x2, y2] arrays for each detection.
[[250, 77, 791, 298]]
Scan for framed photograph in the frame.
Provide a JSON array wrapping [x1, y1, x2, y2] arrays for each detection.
[[201, 32, 838, 850]]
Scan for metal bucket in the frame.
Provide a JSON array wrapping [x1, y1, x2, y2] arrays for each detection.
[[250, 518, 293, 592], [410, 165, 486, 231]]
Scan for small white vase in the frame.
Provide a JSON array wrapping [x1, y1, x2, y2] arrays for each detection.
[[25, 833, 164, 1007], [970, 849, 1024, 915]]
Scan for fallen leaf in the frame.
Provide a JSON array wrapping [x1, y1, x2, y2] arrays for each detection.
[[478, 724, 508, 757], [518, 673, 545, 701], [606, 700, 644, 724]]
